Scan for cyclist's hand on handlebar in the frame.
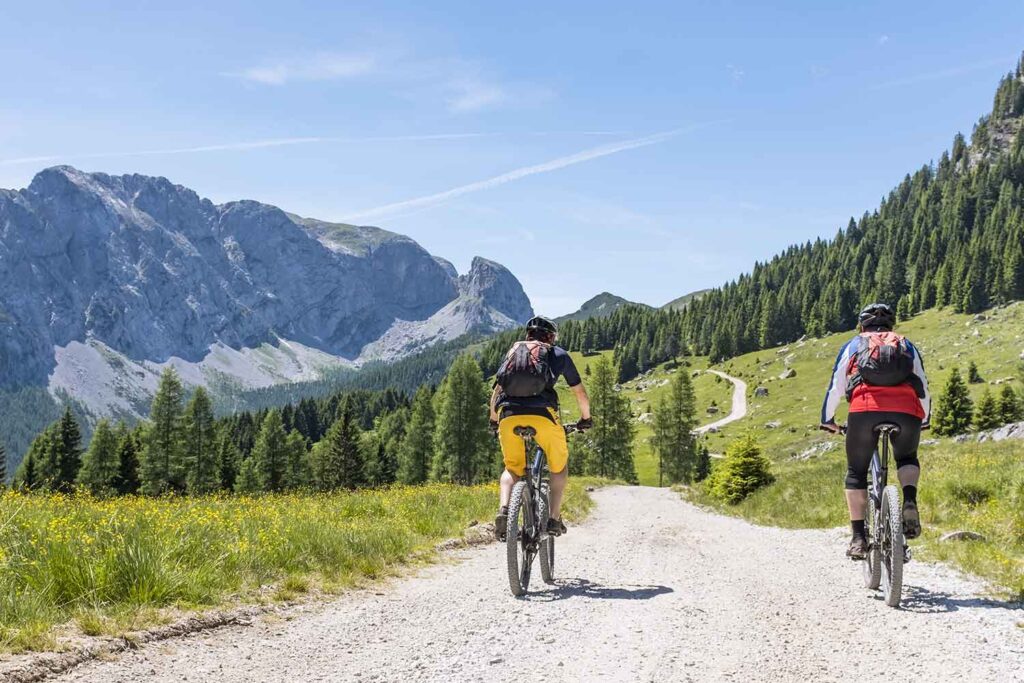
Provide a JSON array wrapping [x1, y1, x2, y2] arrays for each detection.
[[819, 421, 845, 435], [576, 417, 593, 432]]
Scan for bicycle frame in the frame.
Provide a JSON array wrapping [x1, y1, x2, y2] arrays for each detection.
[[868, 428, 891, 509], [521, 438, 549, 542]]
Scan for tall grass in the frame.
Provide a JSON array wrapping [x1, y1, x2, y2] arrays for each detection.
[[0, 480, 600, 652]]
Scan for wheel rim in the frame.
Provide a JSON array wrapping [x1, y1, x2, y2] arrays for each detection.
[[882, 504, 893, 591]]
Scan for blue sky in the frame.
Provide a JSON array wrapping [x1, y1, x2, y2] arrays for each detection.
[[2, 2, 1023, 315]]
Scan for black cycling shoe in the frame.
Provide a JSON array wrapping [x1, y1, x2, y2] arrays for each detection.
[[546, 517, 567, 537], [903, 501, 921, 540], [847, 535, 869, 560], [495, 508, 508, 542]]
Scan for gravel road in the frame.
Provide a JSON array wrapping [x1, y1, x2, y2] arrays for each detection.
[[57, 487, 1023, 683], [697, 370, 747, 433]]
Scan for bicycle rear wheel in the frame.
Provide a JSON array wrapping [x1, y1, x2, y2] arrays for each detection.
[[862, 497, 882, 590], [881, 485, 904, 607], [538, 487, 555, 584], [506, 481, 534, 596]]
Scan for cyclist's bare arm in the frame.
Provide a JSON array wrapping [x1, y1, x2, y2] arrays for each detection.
[[571, 384, 591, 420], [489, 384, 501, 422]]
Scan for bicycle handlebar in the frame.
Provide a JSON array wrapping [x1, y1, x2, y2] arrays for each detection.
[[819, 423, 848, 435]]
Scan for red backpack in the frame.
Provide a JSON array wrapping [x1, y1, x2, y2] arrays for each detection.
[[496, 340, 554, 397], [846, 331, 914, 396]]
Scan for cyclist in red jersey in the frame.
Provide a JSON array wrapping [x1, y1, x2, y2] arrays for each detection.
[[820, 303, 930, 559]]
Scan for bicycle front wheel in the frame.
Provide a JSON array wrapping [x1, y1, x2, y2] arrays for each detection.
[[881, 485, 904, 607], [506, 481, 534, 596]]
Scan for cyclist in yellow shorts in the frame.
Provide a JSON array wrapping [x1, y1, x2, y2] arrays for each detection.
[[489, 316, 591, 541]]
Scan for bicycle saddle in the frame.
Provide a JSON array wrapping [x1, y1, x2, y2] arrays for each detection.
[[513, 426, 537, 438], [873, 422, 901, 435]]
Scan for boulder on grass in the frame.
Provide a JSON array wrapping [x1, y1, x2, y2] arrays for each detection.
[[754, 386, 769, 398], [779, 368, 797, 380], [939, 530, 986, 543]]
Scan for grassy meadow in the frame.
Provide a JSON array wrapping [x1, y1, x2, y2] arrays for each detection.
[[685, 303, 1024, 598], [0, 479, 602, 652]]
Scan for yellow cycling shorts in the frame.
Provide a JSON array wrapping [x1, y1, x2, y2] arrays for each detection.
[[498, 409, 569, 476]]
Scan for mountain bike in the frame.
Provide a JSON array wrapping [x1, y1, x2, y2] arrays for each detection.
[[505, 422, 580, 597], [823, 423, 909, 607]]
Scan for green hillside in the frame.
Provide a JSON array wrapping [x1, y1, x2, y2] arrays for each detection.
[[686, 302, 1024, 597], [554, 292, 649, 324], [708, 302, 1024, 453]]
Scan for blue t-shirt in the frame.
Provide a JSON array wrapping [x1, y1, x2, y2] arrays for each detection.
[[497, 345, 582, 412]]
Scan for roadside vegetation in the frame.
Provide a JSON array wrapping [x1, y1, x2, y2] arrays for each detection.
[[0, 478, 603, 653], [681, 303, 1024, 598]]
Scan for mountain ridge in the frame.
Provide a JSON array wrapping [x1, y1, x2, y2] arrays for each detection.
[[554, 292, 649, 323], [0, 166, 532, 429]]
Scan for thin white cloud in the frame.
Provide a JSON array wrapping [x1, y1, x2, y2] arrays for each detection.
[[227, 52, 377, 85], [344, 125, 709, 222], [228, 49, 547, 113], [727, 64, 745, 82], [878, 34, 890, 46], [446, 80, 507, 112], [870, 56, 1013, 90], [0, 132, 625, 167]]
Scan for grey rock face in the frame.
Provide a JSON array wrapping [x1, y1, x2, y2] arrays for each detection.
[[456, 257, 533, 323], [0, 167, 530, 392]]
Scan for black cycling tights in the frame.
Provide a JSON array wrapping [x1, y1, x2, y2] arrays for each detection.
[[845, 411, 922, 490]]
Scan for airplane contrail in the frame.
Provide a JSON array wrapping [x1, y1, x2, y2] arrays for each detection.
[[344, 124, 707, 222], [0, 131, 624, 167], [0, 134, 496, 166]]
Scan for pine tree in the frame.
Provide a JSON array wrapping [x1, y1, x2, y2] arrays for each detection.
[[650, 369, 699, 485], [252, 410, 289, 492], [140, 368, 186, 495], [234, 456, 260, 493], [932, 368, 975, 436], [967, 361, 983, 384], [998, 385, 1024, 423], [431, 355, 491, 485], [217, 432, 242, 491], [585, 357, 637, 483], [285, 430, 309, 489], [374, 408, 406, 485], [76, 419, 120, 495], [14, 449, 38, 490], [694, 441, 711, 482], [708, 435, 774, 504], [113, 424, 141, 495], [398, 387, 434, 484], [183, 387, 219, 494], [29, 422, 62, 489], [313, 400, 365, 490], [974, 389, 1002, 430], [55, 406, 83, 491]]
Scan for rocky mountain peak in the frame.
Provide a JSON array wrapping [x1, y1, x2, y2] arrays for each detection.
[[457, 256, 533, 323]]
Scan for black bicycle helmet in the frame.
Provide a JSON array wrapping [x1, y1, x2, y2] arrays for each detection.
[[525, 316, 558, 338], [858, 302, 896, 330]]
